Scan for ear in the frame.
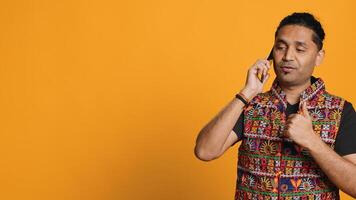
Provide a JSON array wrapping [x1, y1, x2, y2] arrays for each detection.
[[315, 49, 325, 67]]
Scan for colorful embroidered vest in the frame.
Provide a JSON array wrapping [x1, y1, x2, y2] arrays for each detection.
[[235, 76, 345, 200]]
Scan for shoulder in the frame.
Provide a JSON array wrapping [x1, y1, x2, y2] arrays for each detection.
[[324, 91, 356, 125], [321, 91, 344, 100], [334, 99, 356, 156], [321, 91, 347, 108], [341, 100, 355, 120]]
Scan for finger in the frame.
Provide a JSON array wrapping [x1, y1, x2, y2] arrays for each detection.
[[304, 101, 311, 119], [287, 114, 298, 120], [254, 65, 262, 77], [260, 59, 271, 69], [259, 60, 270, 73], [262, 66, 266, 79], [299, 101, 303, 112], [300, 101, 311, 119], [285, 119, 294, 127], [250, 60, 262, 71], [255, 64, 265, 80], [286, 115, 298, 124], [258, 63, 268, 78], [285, 117, 295, 125], [258, 59, 269, 66], [262, 73, 270, 84], [264, 65, 268, 77], [250, 64, 259, 75]]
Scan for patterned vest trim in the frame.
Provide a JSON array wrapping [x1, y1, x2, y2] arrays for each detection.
[[235, 76, 345, 200]]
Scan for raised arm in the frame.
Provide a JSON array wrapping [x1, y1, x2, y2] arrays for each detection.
[[194, 59, 271, 161]]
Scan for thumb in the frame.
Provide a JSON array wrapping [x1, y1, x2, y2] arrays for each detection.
[[299, 101, 311, 119]]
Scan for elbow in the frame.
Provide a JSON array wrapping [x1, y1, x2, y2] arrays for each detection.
[[194, 146, 220, 161]]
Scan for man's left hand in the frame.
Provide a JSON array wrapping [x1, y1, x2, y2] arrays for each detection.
[[284, 101, 321, 149]]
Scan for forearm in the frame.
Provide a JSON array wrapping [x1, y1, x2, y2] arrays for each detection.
[[194, 96, 245, 160], [307, 139, 356, 197], [194, 59, 271, 160]]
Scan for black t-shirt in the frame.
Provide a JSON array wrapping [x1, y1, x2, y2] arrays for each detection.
[[232, 100, 356, 156]]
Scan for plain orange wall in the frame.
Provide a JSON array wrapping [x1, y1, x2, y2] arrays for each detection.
[[0, 0, 355, 199]]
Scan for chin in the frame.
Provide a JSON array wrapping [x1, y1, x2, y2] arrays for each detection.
[[276, 73, 298, 86]]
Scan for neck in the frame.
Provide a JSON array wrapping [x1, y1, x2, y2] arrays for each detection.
[[280, 78, 311, 105]]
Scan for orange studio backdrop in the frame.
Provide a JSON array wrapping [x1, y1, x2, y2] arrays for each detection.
[[0, 0, 355, 199]]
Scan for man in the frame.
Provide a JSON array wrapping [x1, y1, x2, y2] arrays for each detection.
[[194, 12, 356, 199]]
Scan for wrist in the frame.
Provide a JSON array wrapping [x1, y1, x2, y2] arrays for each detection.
[[305, 131, 324, 151], [240, 88, 257, 101]]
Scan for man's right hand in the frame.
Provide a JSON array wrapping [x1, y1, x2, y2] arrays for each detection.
[[195, 60, 271, 161], [240, 59, 271, 101]]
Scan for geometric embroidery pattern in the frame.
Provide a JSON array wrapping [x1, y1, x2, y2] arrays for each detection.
[[235, 77, 345, 200]]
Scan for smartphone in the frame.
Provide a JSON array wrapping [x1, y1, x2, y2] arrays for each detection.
[[267, 47, 273, 61]]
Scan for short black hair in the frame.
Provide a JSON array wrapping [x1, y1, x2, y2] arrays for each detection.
[[274, 12, 325, 50]]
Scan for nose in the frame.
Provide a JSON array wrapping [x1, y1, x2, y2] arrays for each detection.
[[282, 47, 294, 61]]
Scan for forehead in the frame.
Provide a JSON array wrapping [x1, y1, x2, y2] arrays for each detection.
[[275, 25, 315, 46]]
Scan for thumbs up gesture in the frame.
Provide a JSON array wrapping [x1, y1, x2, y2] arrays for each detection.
[[284, 101, 320, 150]]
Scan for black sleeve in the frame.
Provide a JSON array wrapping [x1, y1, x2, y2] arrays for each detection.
[[232, 111, 244, 141], [334, 101, 356, 156]]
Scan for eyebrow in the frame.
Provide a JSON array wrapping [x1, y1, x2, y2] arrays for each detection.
[[275, 39, 308, 48]]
